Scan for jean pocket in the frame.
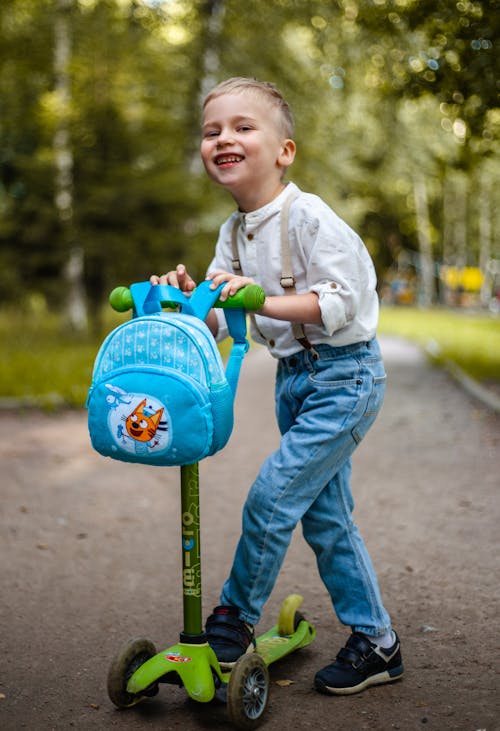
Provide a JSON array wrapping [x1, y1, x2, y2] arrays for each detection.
[[308, 357, 362, 389], [352, 375, 386, 444], [308, 373, 362, 390]]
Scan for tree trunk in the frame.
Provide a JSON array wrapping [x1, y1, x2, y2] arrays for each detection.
[[454, 175, 467, 269], [442, 173, 454, 265], [54, 0, 87, 331], [413, 173, 435, 307], [188, 0, 225, 173], [478, 171, 492, 307]]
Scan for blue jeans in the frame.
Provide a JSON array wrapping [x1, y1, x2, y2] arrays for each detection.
[[220, 339, 391, 637]]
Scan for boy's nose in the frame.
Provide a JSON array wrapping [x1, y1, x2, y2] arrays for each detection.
[[217, 129, 235, 146]]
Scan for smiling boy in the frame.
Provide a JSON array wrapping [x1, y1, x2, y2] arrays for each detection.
[[152, 77, 403, 695]]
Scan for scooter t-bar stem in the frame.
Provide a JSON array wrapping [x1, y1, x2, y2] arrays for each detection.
[[180, 462, 204, 640]]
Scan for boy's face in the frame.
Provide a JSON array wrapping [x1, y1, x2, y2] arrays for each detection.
[[201, 91, 295, 211]]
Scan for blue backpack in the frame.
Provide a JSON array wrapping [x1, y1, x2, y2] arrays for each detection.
[[86, 280, 262, 467]]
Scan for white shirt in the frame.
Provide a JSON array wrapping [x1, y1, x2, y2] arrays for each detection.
[[208, 182, 379, 359]]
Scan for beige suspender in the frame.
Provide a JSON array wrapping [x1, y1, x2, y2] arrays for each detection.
[[231, 191, 316, 353]]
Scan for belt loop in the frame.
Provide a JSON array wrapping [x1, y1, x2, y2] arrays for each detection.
[[307, 344, 319, 361], [306, 348, 318, 368]]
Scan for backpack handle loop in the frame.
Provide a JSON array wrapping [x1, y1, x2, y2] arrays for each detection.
[[109, 280, 265, 399], [134, 280, 225, 319]]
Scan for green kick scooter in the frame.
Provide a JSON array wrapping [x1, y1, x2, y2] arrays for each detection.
[[104, 284, 316, 729]]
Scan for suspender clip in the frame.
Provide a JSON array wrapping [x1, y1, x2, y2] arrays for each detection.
[[280, 275, 296, 289]]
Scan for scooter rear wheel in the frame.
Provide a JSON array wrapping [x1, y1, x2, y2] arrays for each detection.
[[227, 653, 269, 729], [278, 593, 306, 636], [107, 636, 157, 708]]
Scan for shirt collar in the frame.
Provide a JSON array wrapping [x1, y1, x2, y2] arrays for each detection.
[[239, 182, 299, 231]]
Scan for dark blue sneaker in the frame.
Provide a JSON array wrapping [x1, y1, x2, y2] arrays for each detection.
[[205, 605, 256, 669], [314, 631, 404, 695]]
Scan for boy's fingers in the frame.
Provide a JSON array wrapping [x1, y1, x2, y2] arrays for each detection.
[[159, 273, 175, 286], [220, 283, 233, 301], [206, 272, 255, 301], [176, 264, 196, 291], [150, 267, 195, 291]]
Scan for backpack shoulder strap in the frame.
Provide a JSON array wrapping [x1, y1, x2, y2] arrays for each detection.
[[224, 309, 249, 397]]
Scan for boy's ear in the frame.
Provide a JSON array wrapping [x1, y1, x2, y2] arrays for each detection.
[[278, 139, 296, 168]]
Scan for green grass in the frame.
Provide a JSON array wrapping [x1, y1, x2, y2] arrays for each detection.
[[1, 306, 498, 409], [0, 309, 124, 409], [379, 306, 500, 383]]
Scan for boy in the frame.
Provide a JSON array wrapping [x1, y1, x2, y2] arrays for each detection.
[[151, 77, 403, 695]]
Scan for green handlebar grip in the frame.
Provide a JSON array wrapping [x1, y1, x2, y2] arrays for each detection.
[[109, 286, 134, 312], [109, 286, 176, 311], [216, 284, 265, 311]]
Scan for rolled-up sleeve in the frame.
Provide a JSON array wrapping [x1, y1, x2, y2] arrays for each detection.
[[310, 280, 358, 336], [301, 210, 370, 336]]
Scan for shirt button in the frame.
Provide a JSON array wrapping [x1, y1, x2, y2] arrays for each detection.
[[269, 339, 275, 347], [247, 233, 254, 240]]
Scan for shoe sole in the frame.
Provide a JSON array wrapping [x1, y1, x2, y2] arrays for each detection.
[[315, 665, 404, 696]]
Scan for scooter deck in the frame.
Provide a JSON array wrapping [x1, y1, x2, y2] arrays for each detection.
[[126, 620, 316, 701], [255, 619, 316, 666], [124, 595, 316, 704]]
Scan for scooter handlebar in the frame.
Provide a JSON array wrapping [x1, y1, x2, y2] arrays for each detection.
[[109, 283, 265, 313]]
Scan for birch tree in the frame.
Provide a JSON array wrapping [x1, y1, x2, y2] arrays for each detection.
[[54, 0, 87, 330], [413, 173, 435, 306]]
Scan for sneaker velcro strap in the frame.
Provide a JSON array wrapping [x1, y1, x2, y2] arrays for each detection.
[[338, 646, 363, 665], [206, 608, 254, 651], [352, 648, 377, 670], [338, 633, 376, 668], [208, 622, 250, 645]]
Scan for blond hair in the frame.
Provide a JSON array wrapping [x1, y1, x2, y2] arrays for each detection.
[[202, 77, 294, 139]]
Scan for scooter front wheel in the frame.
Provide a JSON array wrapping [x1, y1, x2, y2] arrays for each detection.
[[227, 653, 269, 729], [107, 636, 157, 708]]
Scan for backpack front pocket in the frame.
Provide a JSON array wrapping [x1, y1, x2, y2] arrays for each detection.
[[87, 367, 214, 466]]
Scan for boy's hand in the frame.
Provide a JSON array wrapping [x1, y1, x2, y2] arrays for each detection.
[[150, 264, 195, 293], [206, 270, 255, 302]]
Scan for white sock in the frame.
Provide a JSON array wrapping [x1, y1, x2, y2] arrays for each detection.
[[364, 630, 395, 649]]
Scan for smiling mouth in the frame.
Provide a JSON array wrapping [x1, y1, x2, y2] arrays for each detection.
[[214, 154, 244, 166]]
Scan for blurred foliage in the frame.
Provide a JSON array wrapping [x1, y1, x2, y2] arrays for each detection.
[[0, 0, 499, 323]]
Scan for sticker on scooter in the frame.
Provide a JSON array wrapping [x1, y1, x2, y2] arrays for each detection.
[[258, 636, 290, 649], [165, 653, 193, 663]]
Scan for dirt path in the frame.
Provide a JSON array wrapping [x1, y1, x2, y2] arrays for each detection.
[[1, 336, 499, 731]]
